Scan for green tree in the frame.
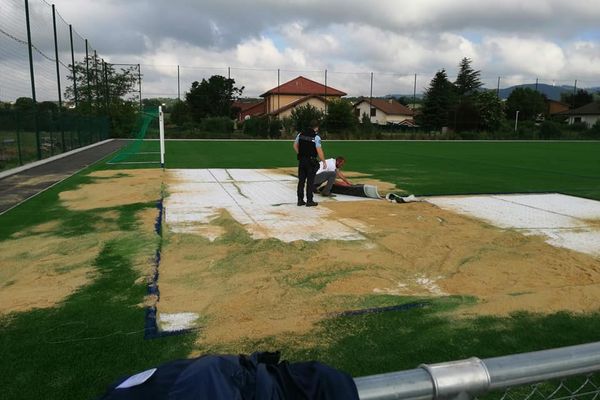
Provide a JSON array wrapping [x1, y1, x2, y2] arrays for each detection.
[[185, 75, 244, 122], [14, 97, 35, 112], [324, 99, 357, 133], [65, 55, 140, 135], [474, 90, 505, 132], [506, 87, 546, 121], [417, 69, 457, 130], [169, 100, 191, 125], [561, 89, 593, 109], [455, 57, 483, 97], [290, 104, 324, 132]]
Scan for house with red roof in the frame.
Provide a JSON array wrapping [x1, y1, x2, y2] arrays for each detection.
[[232, 100, 266, 122], [235, 76, 347, 121], [354, 98, 415, 126]]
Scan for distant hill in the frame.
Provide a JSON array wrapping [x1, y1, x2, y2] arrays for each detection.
[[496, 84, 575, 101]]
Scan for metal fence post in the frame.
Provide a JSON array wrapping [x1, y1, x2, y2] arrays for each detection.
[[85, 39, 90, 104], [69, 25, 78, 108], [52, 5, 66, 153], [24, 0, 41, 160], [94, 50, 99, 111], [138, 64, 142, 110], [16, 112, 23, 165]]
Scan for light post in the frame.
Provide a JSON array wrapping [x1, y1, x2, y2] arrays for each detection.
[[514, 110, 520, 133]]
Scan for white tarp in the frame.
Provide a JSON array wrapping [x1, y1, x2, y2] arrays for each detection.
[[427, 193, 600, 257], [165, 169, 374, 242]]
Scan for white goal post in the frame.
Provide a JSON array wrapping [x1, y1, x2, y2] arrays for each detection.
[[159, 105, 166, 168]]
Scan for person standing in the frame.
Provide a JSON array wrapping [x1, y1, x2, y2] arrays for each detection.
[[293, 120, 326, 207]]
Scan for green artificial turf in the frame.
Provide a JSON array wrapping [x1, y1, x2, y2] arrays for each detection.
[[154, 140, 600, 200]]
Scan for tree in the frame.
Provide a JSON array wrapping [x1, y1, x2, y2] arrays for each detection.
[[561, 89, 593, 109], [324, 99, 357, 133], [455, 57, 483, 97], [14, 97, 35, 112], [65, 55, 140, 135], [185, 75, 243, 122], [506, 87, 546, 121], [474, 90, 505, 132], [417, 69, 457, 130], [393, 96, 411, 106], [290, 104, 324, 132], [169, 100, 191, 125]]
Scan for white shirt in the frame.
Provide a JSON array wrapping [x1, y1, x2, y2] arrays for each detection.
[[317, 158, 336, 175]]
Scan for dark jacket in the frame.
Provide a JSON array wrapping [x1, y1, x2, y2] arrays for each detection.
[[297, 129, 318, 159], [99, 351, 359, 400]]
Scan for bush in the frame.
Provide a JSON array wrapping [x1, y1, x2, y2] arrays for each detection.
[[200, 117, 234, 133], [515, 120, 538, 139], [587, 120, 600, 138], [539, 121, 562, 139], [268, 118, 282, 138], [243, 116, 270, 138], [569, 122, 589, 132]]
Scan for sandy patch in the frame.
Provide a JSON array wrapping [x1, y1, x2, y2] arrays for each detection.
[[157, 199, 600, 347], [0, 230, 115, 314], [59, 169, 163, 211]]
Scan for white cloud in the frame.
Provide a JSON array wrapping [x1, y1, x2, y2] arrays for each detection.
[[4, 0, 600, 100]]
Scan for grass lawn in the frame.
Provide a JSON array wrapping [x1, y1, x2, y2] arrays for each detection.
[[159, 140, 600, 200], [1, 139, 600, 399]]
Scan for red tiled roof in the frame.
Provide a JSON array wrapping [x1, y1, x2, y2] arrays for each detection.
[[558, 101, 600, 116], [233, 100, 264, 113], [269, 95, 327, 116], [355, 98, 415, 116], [261, 76, 346, 97]]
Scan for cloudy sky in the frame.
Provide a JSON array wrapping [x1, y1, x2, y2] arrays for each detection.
[[6, 0, 600, 99]]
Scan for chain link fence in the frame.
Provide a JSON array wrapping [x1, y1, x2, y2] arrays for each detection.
[[355, 342, 600, 400], [489, 374, 600, 400], [140, 62, 598, 102]]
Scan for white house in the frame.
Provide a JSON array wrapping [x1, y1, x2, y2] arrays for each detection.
[[354, 98, 415, 125], [560, 102, 600, 127]]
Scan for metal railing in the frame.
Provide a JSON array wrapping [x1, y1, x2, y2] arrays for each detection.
[[355, 342, 600, 400]]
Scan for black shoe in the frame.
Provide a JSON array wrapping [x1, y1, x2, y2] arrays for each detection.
[[297, 200, 306, 206], [306, 201, 318, 207]]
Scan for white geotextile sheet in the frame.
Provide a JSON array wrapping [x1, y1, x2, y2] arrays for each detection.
[[427, 193, 600, 257], [165, 169, 375, 242]]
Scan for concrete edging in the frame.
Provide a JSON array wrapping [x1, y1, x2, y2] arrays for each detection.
[[0, 139, 115, 180]]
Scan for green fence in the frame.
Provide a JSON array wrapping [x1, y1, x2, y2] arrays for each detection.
[[0, 108, 109, 171]]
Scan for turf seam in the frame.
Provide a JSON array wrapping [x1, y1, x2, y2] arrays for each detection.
[[144, 197, 192, 339], [334, 301, 430, 317]]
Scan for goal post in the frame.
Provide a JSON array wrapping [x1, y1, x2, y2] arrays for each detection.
[[107, 107, 165, 166], [159, 105, 165, 168]]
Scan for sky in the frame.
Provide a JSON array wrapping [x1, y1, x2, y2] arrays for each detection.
[[4, 0, 600, 99]]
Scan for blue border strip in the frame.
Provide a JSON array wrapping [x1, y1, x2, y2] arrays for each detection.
[[144, 198, 193, 339]]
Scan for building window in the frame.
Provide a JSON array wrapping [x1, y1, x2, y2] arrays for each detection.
[[574, 117, 582, 123], [370, 107, 376, 117], [354, 108, 360, 117]]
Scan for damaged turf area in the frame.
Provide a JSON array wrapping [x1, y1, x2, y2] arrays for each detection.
[[158, 169, 600, 349]]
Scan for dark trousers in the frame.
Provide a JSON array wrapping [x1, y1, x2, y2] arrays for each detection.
[[297, 157, 318, 202]]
